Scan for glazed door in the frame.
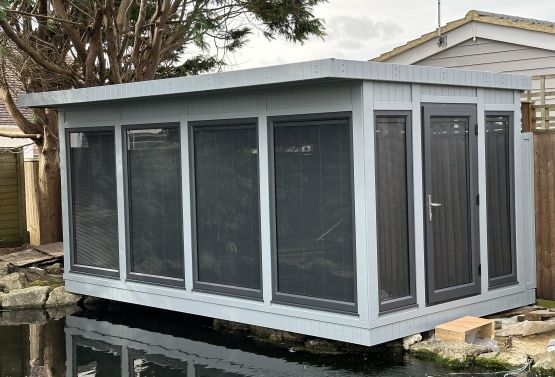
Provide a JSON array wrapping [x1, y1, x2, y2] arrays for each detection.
[[422, 104, 480, 305]]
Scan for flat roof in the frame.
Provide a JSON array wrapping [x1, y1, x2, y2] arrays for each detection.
[[18, 59, 531, 108]]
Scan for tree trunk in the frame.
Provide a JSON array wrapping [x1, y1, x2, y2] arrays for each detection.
[[37, 111, 62, 244]]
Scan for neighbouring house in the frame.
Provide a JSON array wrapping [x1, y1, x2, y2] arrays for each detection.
[[19, 59, 535, 346], [373, 10, 555, 106]]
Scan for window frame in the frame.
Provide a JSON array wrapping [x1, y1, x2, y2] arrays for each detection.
[[373, 111, 417, 313], [189, 118, 263, 300], [122, 122, 185, 287], [66, 126, 120, 278], [485, 111, 517, 288], [268, 112, 358, 314]]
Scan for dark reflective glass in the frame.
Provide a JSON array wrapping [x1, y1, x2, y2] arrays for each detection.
[[192, 125, 261, 291], [69, 130, 119, 271], [126, 126, 184, 280], [430, 117, 473, 289], [486, 115, 514, 282], [375, 116, 412, 303], [273, 118, 355, 305]]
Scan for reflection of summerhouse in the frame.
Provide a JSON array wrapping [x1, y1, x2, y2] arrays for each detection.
[[20, 59, 535, 346]]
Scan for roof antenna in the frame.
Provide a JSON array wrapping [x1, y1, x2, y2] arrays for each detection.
[[437, 0, 447, 47]]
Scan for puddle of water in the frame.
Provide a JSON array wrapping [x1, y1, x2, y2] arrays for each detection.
[[0, 303, 537, 377]]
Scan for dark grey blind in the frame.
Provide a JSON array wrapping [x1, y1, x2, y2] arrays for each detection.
[[273, 117, 355, 306], [126, 126, 184, 281], [375, 115, 413, 307], [192, 124, 261, 291], [430, 117, 473, 290], [69, 129, 119, 271], [486, 115, 515, 284]]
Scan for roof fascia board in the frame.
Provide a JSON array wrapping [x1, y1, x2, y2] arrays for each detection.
[[476, 22, 555, 52], [383, 23, 477, 65], [18, 58, 530, 108]]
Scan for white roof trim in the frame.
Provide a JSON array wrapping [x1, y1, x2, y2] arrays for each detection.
[[381, 22, 555, 65], [19, 59, 530, 108]]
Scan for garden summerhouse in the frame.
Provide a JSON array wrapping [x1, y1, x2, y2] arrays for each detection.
[[20, 59, 535, 346]]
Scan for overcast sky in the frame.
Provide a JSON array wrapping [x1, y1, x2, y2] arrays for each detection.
[[220, 0, 555, 70]]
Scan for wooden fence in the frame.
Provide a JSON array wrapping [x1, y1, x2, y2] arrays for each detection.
[[0, 150, 25, 246], [523, 94, 555, 299], [24, 160, 40, 245]]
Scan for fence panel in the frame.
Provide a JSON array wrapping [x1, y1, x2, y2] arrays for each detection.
[[24, 159, 40, 245], [534, 132, 555, 299]]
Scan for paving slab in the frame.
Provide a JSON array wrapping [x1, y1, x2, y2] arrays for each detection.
[[0, 250, 57, 267], [33, 242, 63, 258]]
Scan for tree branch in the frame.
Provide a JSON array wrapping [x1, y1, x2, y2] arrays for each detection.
[[5, 8, 83, 25], [0, 131, 41, 140], [0, 19, 79, 81], [51, 0, 88, 63]]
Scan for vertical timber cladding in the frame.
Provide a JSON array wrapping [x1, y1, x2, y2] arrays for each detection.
[[534, 131, 555, 300], [0, 150, 23, 245]]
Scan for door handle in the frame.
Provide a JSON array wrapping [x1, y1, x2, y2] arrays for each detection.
[[427, 194, 442, 222]]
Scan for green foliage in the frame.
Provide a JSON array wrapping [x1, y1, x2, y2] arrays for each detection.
[[157, 55, 224, 78], [244, 0, 326, 42], [0, 0, 327, 86]]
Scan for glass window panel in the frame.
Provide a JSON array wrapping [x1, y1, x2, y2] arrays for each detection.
[[486, 115, 514, 282], [375, 115, 412, 304], [69, 129, 119, 271], [273, 117, 355, 305], [126, 126, 184, 280], [193, 124, 261, 291]]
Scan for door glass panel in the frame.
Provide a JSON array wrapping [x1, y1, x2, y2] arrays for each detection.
[[430, 117, 473, 289]]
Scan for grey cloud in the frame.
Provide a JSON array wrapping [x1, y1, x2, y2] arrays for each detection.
[[326, 15, 404, 49]]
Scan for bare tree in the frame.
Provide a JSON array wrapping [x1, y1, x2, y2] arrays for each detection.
[[0, 0, 325, 243]]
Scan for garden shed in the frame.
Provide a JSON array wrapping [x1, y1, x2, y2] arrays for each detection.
[[20, 59, 535, 346]]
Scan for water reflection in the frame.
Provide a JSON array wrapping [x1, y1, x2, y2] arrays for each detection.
[[0, 304, 532, 377], [0, 318, 65, 377]]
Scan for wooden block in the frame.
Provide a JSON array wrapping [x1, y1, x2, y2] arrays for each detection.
[[435, 316, 494, 343]]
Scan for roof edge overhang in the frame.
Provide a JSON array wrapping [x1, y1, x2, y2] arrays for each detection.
[[18, 59, 531, 108]]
